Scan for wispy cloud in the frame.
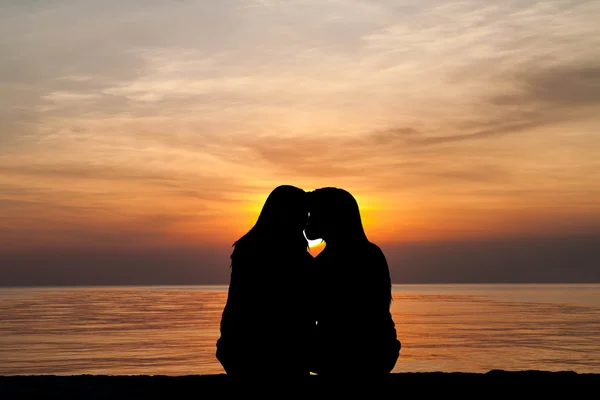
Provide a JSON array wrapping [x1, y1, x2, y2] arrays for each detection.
[[1, 0, 599, 250]]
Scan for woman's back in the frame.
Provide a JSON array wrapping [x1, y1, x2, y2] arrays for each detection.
[[217, 239, 313, 377], [309, 236, 400, 376], [315, 242, 395, 334], [215, 185, 313, 379]]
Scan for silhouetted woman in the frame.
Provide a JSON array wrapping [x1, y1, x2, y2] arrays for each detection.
[[306, 187, 400, 382], [216, 185, 313, 384]]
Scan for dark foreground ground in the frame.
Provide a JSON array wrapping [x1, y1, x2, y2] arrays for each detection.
[[1, 371, 598, 398]]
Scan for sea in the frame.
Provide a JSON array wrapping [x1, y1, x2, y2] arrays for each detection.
[[0, 284, 599, 376]]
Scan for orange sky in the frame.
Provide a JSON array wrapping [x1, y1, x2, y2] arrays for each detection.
[[1, 0, 600, 256]]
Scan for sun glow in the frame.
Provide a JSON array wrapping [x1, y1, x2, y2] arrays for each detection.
[[307, 236, 325, 256], [307, 237, 324, 248]]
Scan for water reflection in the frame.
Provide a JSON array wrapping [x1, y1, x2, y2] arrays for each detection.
[[0, 285, 598, 375]]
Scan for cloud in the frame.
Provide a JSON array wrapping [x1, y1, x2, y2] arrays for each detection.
[[0, 163, 176, 183], [234, 132, 514, 190], [415, 120, 550, 145], [383, 233, 600, 283], [232, 59, 600, 179], [1, 0, 599, 256], [419, 64, 600, 145], [370, 127, 422, 145], [0, 243, 235, 286], [492, 65, 600, 108], [0, 160, 262, 252], [0, 162, 261, 209], [224, 60, 600, 199]]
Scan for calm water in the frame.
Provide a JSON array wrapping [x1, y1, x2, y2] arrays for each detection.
[[0, 284, 599, 375]]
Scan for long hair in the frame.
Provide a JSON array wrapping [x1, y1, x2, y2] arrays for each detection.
[[310, 187, 368, 243], [311, 188, 392, 305], [233, 185, 308, 253]]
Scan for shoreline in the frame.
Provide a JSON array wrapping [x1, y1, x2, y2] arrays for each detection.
[[2, 370, 599, 397]]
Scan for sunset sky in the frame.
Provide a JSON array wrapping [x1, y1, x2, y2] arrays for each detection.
[[1, 0, 599, 285]]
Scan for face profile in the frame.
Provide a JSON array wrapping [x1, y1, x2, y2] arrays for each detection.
[[305, 187, 368, 244], [251, 184, 309, 238], [305, 193, 325, 241]]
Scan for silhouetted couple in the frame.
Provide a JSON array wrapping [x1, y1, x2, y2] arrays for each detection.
[[215, 185, 400, 389]]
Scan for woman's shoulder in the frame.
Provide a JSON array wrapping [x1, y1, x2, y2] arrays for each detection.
[[352, 241, 388, 266], [230, 238, 260, 262], [367, 241, 386, 256], [355, 240, 384, 255]]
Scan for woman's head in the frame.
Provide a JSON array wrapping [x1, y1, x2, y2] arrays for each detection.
[[236, 185, 308, 249], [305, 187, 368, 244]]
